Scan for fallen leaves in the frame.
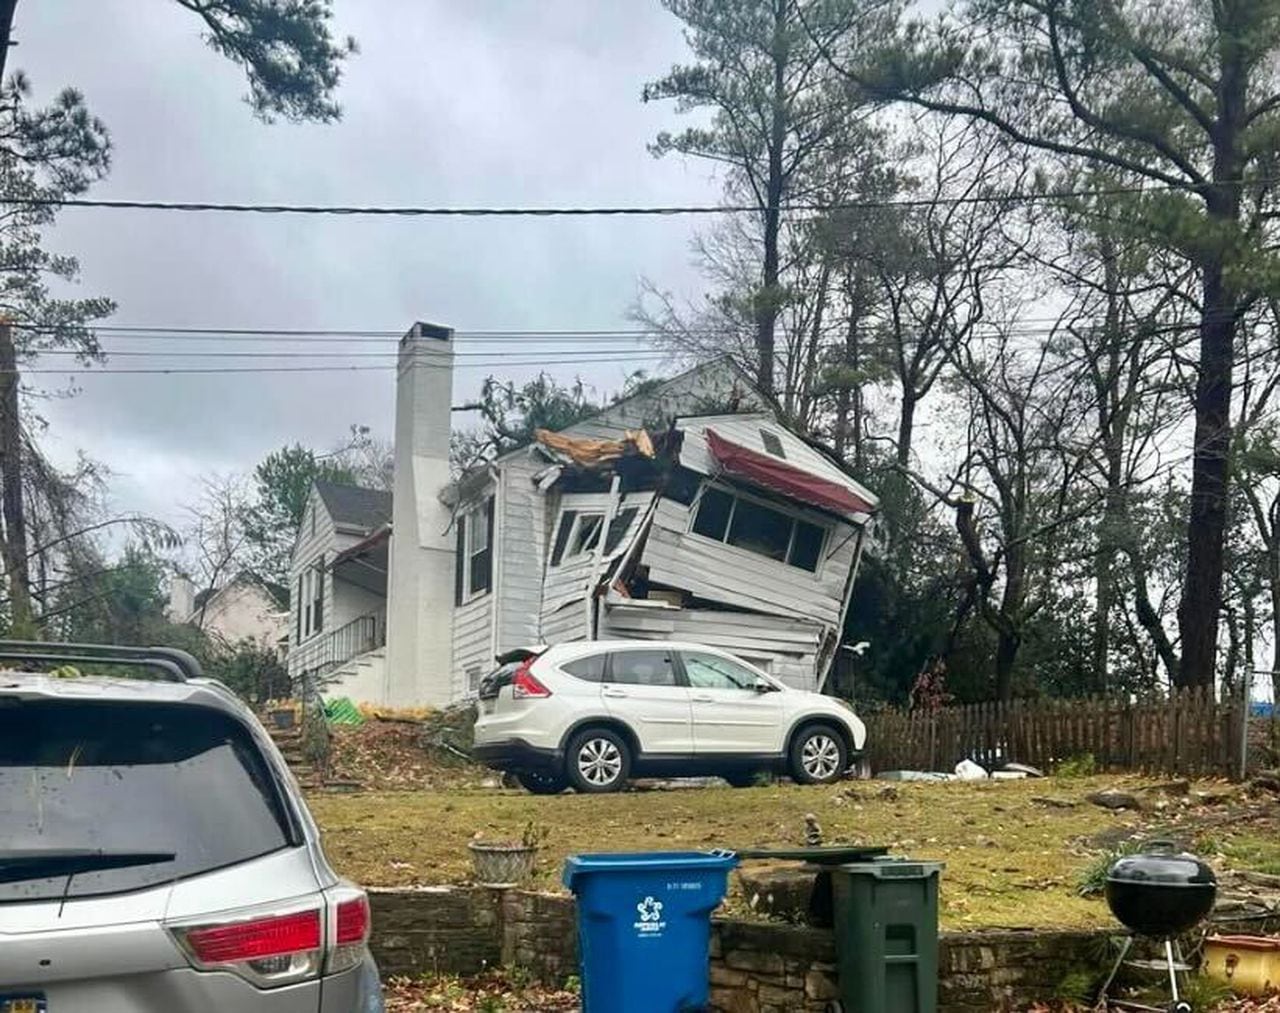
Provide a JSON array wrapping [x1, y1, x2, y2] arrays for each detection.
[[384, 971, 578, 1012]]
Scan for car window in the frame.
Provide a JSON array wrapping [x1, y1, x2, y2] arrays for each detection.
[[0, 700, 291, 902], [608, 650, 677, 687], [682, 652, 762, 691], [562, 652, 608, 682]]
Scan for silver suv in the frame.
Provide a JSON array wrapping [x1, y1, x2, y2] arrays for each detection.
[[0, 641, 384, 1013]]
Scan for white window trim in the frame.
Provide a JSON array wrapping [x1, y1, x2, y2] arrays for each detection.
[[685, 482, 828, 575], [460, 502, 493, 604]]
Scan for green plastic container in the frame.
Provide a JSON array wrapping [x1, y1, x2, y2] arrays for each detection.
[[829, 858, 943, 1013]]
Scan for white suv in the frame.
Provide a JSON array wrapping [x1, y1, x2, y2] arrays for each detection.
[[472, 640, 866, 794]]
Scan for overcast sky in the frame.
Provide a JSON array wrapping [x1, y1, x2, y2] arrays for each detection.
[[17, 1, 719, 526]]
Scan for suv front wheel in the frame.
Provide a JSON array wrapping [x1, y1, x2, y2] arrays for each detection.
[[566, 727, 631, 793], [790, 724, 848, 785]]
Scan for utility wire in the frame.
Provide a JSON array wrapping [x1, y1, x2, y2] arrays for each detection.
[[0, 180, 1236, 217]]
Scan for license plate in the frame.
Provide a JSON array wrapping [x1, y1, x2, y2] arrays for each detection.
[[2, 998, 47, 1013]]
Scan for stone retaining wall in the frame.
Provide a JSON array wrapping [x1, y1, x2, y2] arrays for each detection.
[[370, 886, 1115, 1011]]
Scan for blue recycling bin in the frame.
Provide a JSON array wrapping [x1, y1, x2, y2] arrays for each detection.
[[563, 850, 738, 1013]]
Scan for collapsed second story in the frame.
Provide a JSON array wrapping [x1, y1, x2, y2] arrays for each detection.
[[285, 321, 879, 708]]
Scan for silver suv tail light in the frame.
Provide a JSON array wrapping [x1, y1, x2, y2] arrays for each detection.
[[168, 887, 372, 988]]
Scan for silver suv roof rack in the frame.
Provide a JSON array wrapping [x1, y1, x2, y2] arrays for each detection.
[[0, 641, 202, 682]]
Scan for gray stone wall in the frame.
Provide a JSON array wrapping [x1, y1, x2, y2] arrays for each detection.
[[368, 885, 1110, 1011]]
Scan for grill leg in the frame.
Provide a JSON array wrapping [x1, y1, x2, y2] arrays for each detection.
[[1165, 940, 1179, 1001], [1094, 935, 1133, 1009]]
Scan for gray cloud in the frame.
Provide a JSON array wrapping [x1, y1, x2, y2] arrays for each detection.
[[18, 0, 719, 524]]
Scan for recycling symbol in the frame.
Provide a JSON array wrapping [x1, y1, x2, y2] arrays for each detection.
[[636, 896, 664, 922]]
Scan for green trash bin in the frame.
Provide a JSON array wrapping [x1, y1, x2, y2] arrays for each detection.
[[829, 857, 943, 1013]]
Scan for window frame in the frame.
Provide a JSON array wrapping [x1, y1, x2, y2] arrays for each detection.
[[551, 510, 606, 567], [687, 483, 829, 574], [457, 496, 495, 604]]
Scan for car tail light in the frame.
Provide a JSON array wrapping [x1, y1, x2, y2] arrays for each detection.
[[512, 658, 552, 699], [328, 886, 372, 974], [172, 906, 323, 988]]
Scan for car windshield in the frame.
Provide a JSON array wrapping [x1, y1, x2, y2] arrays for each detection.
[[0, 699, 291, 902]]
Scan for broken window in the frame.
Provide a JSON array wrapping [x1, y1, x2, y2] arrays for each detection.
[[604, 507, 640, 554], [551, 509, 605, 565], [691, 484, 826, 572]]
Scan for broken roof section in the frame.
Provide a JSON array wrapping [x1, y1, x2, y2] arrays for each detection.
[[678, 414, 878, 522]]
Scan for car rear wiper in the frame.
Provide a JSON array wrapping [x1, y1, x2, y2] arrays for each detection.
[[0, 849, 176, 884]]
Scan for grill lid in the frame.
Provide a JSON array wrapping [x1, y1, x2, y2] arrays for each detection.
[[1107, 840, 1216, 887]]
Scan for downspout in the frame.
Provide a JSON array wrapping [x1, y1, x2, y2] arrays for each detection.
[[818, 520, 868, 694], [489, 463, 503, 665], [587, 474, 622, 640]]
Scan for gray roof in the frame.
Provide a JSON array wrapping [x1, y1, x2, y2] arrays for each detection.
[[315, 480, 392, 532]]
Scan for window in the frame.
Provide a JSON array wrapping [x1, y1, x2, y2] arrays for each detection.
[[729, 498, 792, 561], [0, 701, 290, 902], [682, 652, 763, 691], [467, 501, 493, 595], [691, 484, 827, 572], [295, 575, 303, 643], [608, 650, 677, 687], [455, 497, 495, 604], [310, 506, 316, 536], [550, 509, 605, 566], [467, 667, 482, 694], [760, 429, 786, 458], [692, 487, 733, 541], [311, 556, 325, 634], [562, 653, 608, 682], [604, 507, 640, 555]]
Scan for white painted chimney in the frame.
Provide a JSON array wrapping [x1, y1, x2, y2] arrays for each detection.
[[168, 573, 195, 623], [384, 322, 456, 707]]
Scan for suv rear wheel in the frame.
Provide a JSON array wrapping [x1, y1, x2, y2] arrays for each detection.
[[789, 724, 848, 785], [566, 727, 631, 793], [515, 770, 568, 795]]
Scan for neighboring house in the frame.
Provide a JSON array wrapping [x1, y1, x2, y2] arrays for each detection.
[[285, 322, 878, 707], [167, 572, 289, 654], [285, 480, 392, 701]]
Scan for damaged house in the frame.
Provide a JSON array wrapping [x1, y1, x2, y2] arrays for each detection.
[[286, 323, 878, 707]]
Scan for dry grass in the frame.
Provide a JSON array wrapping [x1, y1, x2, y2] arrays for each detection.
[[309, 774, 1280, 931]]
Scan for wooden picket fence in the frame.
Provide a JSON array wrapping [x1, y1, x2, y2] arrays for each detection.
[[863, 687, 1245, 779]]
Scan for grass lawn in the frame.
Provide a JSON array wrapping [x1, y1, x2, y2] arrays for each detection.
[[309, 774, 1280, 932]]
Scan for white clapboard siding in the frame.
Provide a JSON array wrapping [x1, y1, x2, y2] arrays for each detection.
[[601, 604, 822, 690], [452, 592, 494, 697], [495, 452, 546, 653], [537, 491, 655, 634], [541, 600, 589, 645], [642, 497, 856, 626]]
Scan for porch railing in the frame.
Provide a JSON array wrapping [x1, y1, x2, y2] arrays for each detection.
[[292, 608, 386, 677]]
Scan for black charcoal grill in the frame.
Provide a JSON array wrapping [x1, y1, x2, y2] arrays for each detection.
[[1095, 840, 1217, 1013]]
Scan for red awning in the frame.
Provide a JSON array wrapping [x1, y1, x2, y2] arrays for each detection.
[[704, 429, 875, 518]]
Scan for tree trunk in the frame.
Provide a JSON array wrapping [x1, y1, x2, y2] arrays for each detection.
[[995, 627, 1019, 702], [1092, 239, 1124, 694], [755, 2, 787, 398], [1177, 14, 1246, 688], [0, 321, 32, 634], [896, 392, 916, 470], [0, 0, 18, 83]]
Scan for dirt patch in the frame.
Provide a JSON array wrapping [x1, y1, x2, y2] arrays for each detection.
[[384, 971, 578, 1012], [326, 716, 489, 791]]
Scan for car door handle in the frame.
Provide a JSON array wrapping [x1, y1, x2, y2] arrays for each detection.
[[603, 687, 628, 698], [690, 694, 714, 703]]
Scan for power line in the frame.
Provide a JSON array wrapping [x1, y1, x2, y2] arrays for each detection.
[[0, 180, 1232, 218]]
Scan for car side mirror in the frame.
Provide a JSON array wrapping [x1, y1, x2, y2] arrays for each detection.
[[754, 681, 778, 693]]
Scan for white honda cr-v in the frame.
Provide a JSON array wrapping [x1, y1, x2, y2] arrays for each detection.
[[471, 640, 866, 794]]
